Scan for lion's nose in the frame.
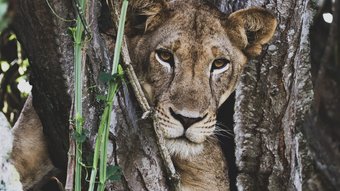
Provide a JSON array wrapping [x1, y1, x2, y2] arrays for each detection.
[[169, 108, 204, 129]]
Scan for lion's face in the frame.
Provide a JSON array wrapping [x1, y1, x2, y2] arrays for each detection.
[[128, 1, 277, 158]]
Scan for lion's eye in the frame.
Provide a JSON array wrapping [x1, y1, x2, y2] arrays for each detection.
[[210, 58, 230, 74], [159, 51, 172, 61], [155, 49, 174, 67]]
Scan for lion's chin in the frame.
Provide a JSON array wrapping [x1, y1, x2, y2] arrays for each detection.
[[165, 138, 204, 159]]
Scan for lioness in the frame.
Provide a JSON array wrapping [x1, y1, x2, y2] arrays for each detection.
[[11, 0, 276, 190]]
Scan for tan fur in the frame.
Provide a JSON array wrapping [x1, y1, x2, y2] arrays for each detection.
[[10, 1, 276, 190], [10, 95, 55, 190], [227, 7, 278, 57], [128, 0, 276, 190], [173, 138, 229, 191]]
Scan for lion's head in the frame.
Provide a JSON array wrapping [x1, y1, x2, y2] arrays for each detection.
[[127, 0, 277, 158]]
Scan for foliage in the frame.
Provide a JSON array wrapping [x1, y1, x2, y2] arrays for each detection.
[[0, 1, 30, 125], [0, 31, 30, 125], [72, 0, 127, 190], [87, 1, 128, 188], [0, 0, 8, 31]]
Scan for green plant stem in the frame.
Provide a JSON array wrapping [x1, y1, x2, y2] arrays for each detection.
[[97, 83, 119, 191], [89, 79, 121, 191], [88, 1, 128, 191], [74, 0, 86, 190], [88, 107, 109, 191], [112, 0, 128, 75]]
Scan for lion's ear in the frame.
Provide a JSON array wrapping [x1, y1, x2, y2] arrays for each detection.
[[126, 0, 168, 36], [227, 7, 277, 57]]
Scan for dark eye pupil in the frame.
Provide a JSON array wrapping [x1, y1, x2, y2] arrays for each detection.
[[214, 60, 225, 68], [156, 49, 174, 67], [160, 52, 171, 61], [211, 59, 230, 72]]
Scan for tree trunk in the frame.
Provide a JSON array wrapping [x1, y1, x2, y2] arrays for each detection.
[[229, 0, 338, 190], [10, 0, 339, 190], [12, 0, 74, 170], [232, 0, 317, 189]]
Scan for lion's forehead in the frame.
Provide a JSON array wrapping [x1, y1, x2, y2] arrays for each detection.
[[156, 31, 233, 62]]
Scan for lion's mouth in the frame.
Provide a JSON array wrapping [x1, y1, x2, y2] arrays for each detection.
[[164, 137, 205, 158], [168, 136, 198, 143]]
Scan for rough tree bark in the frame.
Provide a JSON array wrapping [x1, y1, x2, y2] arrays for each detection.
[[232, 0, 317, 190], [10, 0, 339, 190], [230, 0, 338, 190]]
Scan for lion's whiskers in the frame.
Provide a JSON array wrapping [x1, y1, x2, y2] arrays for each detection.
[[214, 123, 234, 138]]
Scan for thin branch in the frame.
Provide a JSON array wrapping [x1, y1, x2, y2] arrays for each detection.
[[153, 119, 181, 190], [65, 100, 75, 191]]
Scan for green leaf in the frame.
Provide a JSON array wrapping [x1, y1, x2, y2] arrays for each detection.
[[68, 27, 77, 40], [72, 131, 87, 143], [117, 64, 124, 75], [72, 129, 89, 143], [96, 94, 107, 102], [99, 72, 112, 83], [99, 72, 124, 84], [110, 73, 120, 84], [106, 165, 121, 181], [75, 114, 84, 126]]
